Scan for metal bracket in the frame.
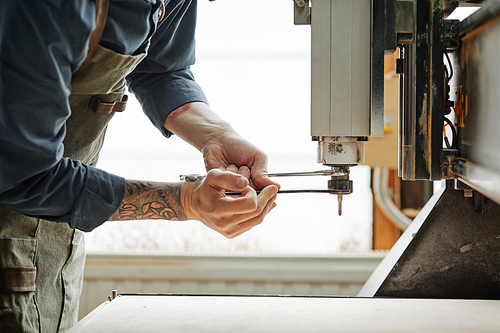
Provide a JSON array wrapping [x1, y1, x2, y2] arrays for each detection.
[[108, 290, 118, 302], [454, 179, 474, 198], [396, 0, 415, 45], [444, 19, 460, 51], [294, 0, 310, 25], [441, 148, 459, 179]]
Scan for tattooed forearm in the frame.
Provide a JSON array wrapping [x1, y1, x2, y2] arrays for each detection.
[[109, 180, 187, 221]]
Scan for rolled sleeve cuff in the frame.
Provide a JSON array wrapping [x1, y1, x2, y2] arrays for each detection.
[[128, 70, 209, 138], [70, 166, 126, 232]]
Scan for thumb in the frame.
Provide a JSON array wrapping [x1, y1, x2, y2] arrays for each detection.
[[251, 164, 280, 190], [206, 169, 249, 192]]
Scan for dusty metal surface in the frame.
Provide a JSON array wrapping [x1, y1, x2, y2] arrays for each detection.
[[370, 181, 500, 299]]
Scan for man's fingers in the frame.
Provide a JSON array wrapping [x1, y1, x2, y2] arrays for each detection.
[[256, 184, 279, 203], [222, 194, 278, 238], [218, 190, 258, 214], [224, 165, 252, 186], [196, 170, 279, 239], [238, 165, 251, 180], [206, 169, 248, 191], [250, 163, 281, 190], [204, 171, 278, 217], [219, 185, 278, 226], [204, 169, 258, 215], [226, 164, 238, 174]]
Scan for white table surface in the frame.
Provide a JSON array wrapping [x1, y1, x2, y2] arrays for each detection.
[[68, 295, 500, 333]]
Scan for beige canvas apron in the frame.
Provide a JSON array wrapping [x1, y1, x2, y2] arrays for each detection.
[[0, 42, 147, 333]]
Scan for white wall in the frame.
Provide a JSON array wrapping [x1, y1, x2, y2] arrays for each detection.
[[79, 253, 384, 319]]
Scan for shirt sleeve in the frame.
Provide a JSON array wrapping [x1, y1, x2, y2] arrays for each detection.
[[126, 0, 209, 138], [0, 0, 126, 232]]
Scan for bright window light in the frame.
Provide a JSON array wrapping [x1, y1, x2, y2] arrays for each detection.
[[85, 0, 373, 255]]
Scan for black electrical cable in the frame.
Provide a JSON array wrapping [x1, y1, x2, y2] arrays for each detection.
[[444, 50, 453, 83], [444, 117, 457, 149]]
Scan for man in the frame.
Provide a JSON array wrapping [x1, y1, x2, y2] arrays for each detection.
[[0, 0, 279, 331]]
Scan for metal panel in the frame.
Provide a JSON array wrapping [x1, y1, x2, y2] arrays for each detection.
[[452, 4, 500, 202], [358, 182, 446, 297], [311, 0, 371, 137], [330, 0, 354, 134], [360, 181, 500, 299], [350, 0, 372, 135], [311, 0, 334, 136], [370, 0, 389, 137]]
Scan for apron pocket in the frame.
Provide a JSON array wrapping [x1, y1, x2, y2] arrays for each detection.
[[0, 237, 37, 292], [0, 267, 36, 292]]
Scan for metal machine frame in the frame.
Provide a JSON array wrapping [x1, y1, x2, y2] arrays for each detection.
[[296, 0, 500, 299]]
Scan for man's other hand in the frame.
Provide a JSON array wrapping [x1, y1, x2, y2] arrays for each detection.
[[181, 169, 278, 238]]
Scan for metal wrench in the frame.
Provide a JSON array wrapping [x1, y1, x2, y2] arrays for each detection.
[[180, 170, 348, 195]]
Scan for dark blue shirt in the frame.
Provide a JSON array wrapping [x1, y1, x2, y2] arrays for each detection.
[[0, 0, 208, 231]]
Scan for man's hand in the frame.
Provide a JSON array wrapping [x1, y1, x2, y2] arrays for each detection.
[[164, 102, 280, 190], [163, 102, 280, 237], [109, 172, 278, 239], [202, 131, 278, 190], [182, 169, 278, 238]]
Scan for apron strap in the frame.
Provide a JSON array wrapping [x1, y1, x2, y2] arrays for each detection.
[[79, 0, 110, 71], [89, 95, 128, 115], [0, 267, 36, 293]]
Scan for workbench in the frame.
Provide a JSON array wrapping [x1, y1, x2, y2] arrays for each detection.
[[68, 294, 500, 332]]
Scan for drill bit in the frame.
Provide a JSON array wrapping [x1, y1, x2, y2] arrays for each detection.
[[338, 194, 343, 216]]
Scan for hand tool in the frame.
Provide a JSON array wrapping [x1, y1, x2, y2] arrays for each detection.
[[180, 168, 351, 215]]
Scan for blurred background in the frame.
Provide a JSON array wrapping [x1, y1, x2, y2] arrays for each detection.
[[86, 0, 373, 255], [78, 3, 484, 320]]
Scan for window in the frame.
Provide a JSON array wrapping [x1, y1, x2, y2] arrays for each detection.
[[85, 0, 373, 255]]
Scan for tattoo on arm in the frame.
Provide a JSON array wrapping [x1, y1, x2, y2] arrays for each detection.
[[109, 180, 187, 221]]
